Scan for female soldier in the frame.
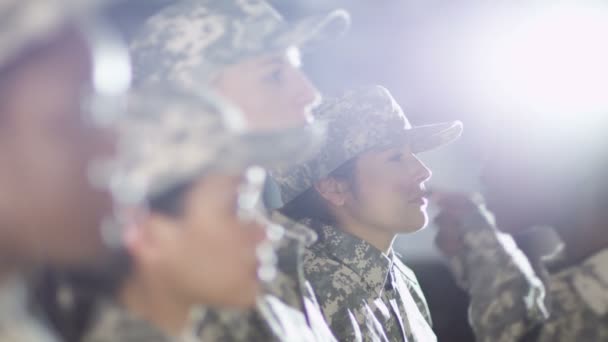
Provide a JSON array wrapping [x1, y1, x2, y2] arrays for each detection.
[[73, 85, 311, 341], [0, 0, 130, 340], [129, 0, 350, 340], [273, 85, 462, 341]]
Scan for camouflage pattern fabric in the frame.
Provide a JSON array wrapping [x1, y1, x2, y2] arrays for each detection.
[[79, 292, 309, 342], [196, 213, 337, 341], [271, 85, 463, 204], [451, 222, 608, 341], [531, 248, 608, 342], [440, 203, 550, 342], [302, 221, 436, 342], [81, 299, 206, 342], [197, 294, 318, 342], [130, 0, 349, 88], [0, 278, 59, 342], [112, 85, 322, 206]]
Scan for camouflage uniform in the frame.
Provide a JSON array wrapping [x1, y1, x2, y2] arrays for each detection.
[[82, 300, 178, 342], [0, 1, 125, 341], [303, 221, 435, 342], [130, 0, 349, 88], [441, 203, 608, 341], [534, 248, 608, 341], [272, 85, 463, 341], [84, 78, 334, 341], [437, 203, 549, 342], [130, 1, 350, 340]]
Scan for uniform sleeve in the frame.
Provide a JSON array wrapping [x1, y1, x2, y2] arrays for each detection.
[[445, 205, 549, 342], [570, 249, 608, 316]]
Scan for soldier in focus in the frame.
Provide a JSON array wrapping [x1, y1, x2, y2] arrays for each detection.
[[273, 85, 462, 341]]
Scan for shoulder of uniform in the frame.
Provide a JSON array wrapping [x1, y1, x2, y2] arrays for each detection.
[[304, 247, 361, 280], [303, 247, 368, 301]]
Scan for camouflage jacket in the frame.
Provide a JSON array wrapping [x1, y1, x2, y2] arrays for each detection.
[[0, 277, 59, 342], [79, 274, 328, 342], [442, 204, 549, 342], [82, 299, 201, 342], [302, 221, 436, 342], [531, 248, 608, 341], [78, 214, 334, 342], [450, 213, 608, 342], [196, 212, 337, 341]]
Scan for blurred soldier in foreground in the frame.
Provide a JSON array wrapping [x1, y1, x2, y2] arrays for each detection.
[[274, 85, 462, 341], [75, 84, 320, 341], [0, 0, 130, 340], [130, 0, 349, 340], [434, 117, 608, 341]]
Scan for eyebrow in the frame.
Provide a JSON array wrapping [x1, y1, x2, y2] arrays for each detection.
[[256, 56, 286, 67]]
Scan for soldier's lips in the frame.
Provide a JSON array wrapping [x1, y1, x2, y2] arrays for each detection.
[[408, 196, 428, 206], [408, 189, 429, 205]]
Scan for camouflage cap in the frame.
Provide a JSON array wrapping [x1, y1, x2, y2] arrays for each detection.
[[272, 85, 464, 204], [111, 84, 324, 204], [0, 0, 109, 69], [130, 0, 350, 88]]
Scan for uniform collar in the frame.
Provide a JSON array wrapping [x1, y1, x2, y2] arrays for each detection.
[[270, 211, 318, 247], [316, 223, 393, 295]]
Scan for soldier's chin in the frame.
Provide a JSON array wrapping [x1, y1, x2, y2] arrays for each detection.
[[398, 210, 429, 233]]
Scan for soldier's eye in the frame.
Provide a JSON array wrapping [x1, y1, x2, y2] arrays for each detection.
[[388, 153, 404, 162], [262, 67, 284, 84]]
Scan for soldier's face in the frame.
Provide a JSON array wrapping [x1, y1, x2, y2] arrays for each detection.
[[343, 144, 432, 234], [0, 28, 126, 267], [213, 46, 321, 131], [142, 173, 267, 309]]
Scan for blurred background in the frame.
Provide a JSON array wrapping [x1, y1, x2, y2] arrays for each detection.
[[109, 1, 608, 340]]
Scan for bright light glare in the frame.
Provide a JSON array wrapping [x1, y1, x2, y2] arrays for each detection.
[[480, 4, 608, 114], [93, 38, 132, 96]]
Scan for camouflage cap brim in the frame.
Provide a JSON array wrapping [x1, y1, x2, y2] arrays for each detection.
[[215, 121, 327, 173], [271, 9, 351, 53], [0, 0, 109, 68], [271, 85, 464, 205], [272, 121, 462, 205], [408, 120, 464, 153], [112, 84, 327, 205], [130, 1, 350, 87]]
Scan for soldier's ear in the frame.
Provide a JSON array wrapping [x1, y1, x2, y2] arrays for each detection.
[[124, 208, 181, 264], [314, 177, 348, 207]]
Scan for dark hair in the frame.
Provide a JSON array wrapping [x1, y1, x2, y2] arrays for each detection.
[[146, 179, 196, 217], [279, 158, 358, 230]]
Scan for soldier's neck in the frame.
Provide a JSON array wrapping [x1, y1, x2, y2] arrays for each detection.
[[119, 271, 191, 336], [335, 211, 396, 253]]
